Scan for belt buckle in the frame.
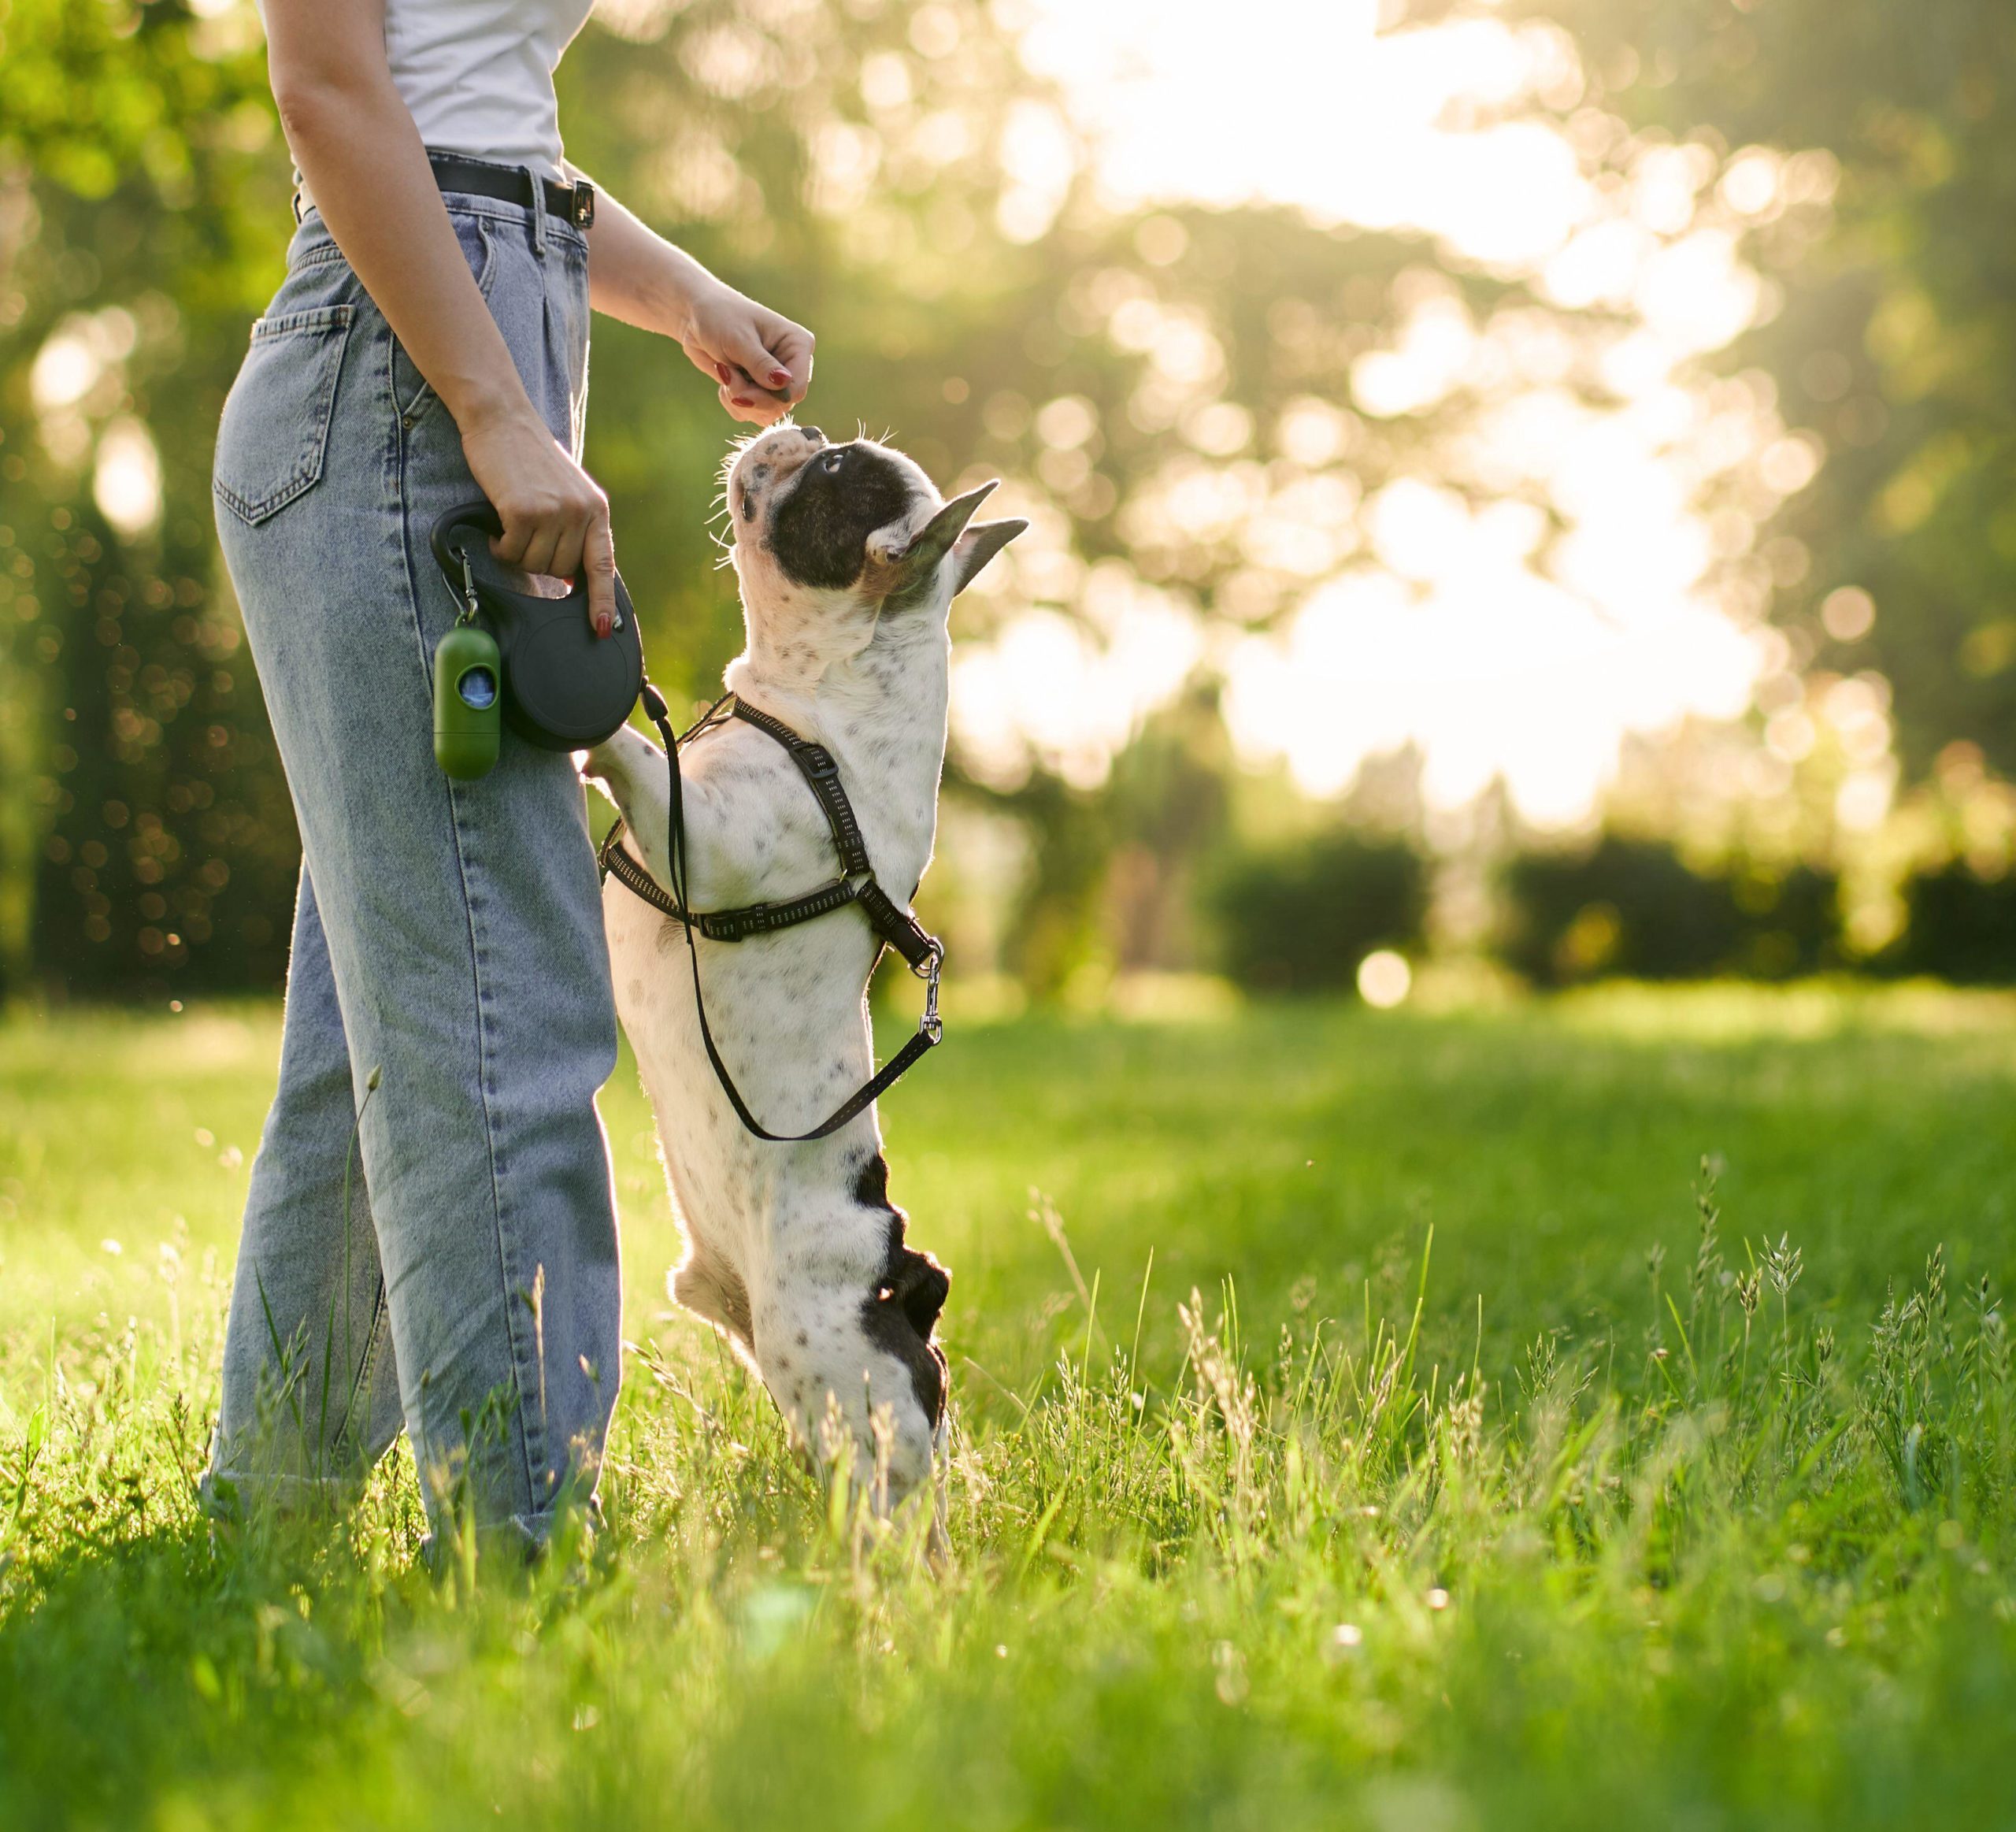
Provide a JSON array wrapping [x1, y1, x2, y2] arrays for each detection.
[[570, 181, 596, 230]]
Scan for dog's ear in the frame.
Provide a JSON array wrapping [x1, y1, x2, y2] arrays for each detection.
[[950, 517, 1028, 595], [880, 481, 998, 606]]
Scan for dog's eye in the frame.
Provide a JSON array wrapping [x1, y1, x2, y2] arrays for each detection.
[[822, 451, 843, 472]]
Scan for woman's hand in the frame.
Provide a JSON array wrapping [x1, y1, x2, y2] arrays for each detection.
[[460, 401, 618, 639], [569, 179, 815, 427], [677, 279, 815, 428]]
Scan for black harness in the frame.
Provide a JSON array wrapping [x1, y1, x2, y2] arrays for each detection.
[[598, 685, 945, 1144]]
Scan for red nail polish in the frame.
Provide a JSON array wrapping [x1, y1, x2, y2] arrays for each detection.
[[716, 362, 732, 383], [732, 397, 754, 408], [597, 614, 611, 640], [769, 369, 791, 388]]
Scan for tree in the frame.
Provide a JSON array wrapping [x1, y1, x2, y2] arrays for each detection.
[[1437, 0, 2016, 780], [0, 0, 299, 996]]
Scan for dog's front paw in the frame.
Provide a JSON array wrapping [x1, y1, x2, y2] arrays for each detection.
[[581, 722, 665, 814]]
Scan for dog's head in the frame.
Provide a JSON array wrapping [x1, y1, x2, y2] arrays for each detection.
[[724, 424, 1025, 665]]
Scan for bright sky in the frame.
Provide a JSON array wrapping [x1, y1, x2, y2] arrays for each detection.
[[958, 0, 1796, 828]]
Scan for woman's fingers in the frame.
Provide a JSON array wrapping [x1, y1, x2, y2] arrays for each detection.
[[516, 521, 562, 581], [680, 283, 814, 421], [763, 317, 815, 403], [458, 405, 618, 636], [494, 507, 611, 632], [718, 322, 800, 402], [582, 510, 617, 640], [547, 520, 588, 590], [719, 379, 787, 427], [680, 341, 728, 384]]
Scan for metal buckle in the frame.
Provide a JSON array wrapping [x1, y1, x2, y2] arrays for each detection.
[[921, 945, 943, 1044]]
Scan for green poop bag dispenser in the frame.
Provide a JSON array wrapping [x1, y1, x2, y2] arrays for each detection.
[[434, 616, 502, 780], [434, 536, 502, 779]]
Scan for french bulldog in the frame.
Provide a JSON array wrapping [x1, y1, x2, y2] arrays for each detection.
[[587, 424, 1024, 1504]]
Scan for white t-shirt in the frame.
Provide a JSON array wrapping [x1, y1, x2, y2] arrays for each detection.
[[262, 0, 595, 180]]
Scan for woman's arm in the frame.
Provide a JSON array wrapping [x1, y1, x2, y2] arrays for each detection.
[[265, 0, 620, 635], [567, 176, 814, 430]]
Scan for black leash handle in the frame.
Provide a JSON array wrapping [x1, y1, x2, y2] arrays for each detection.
[[641, 685, 944, 1144]]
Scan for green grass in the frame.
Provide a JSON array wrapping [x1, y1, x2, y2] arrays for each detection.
[[2, 985, 2014, 1830]]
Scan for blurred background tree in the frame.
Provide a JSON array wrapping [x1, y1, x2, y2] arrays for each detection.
[[1, 0, 298, 999], [1460, 0, 2016, 777]]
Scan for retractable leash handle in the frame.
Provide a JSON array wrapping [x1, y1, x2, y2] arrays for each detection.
[[428, 501, 643, 775]]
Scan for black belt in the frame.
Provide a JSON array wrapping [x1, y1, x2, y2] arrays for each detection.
[[295, 154, 597, 230], [428, 154, 596, 230]]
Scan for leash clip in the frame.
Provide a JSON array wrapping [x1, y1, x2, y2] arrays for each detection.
[[920, 943, 943, 1045], [455, 545, 480, 626]]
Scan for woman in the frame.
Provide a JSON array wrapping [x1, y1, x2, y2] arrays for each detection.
[[206, 0, 810, 1550]]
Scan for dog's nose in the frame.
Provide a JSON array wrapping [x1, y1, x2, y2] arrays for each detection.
[[799, 425, 826, 447]]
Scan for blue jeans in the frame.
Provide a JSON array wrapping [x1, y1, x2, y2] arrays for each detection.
[[206, 175, 620, 1546]]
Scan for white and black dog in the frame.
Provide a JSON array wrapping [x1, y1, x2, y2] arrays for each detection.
[[587, 425, 1024, 1500]]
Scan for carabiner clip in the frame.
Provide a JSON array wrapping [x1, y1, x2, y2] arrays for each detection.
[[456, 545, 480, 625], [921, 943, 943, 1044]]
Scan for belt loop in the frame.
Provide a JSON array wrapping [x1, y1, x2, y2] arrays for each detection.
[[526, 163, 549, 260]]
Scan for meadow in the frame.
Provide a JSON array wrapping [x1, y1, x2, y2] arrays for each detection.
[[2, 985, 2013, 1830]]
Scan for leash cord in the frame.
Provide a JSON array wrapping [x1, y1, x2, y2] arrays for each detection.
[[640, 684, 943, 1144]]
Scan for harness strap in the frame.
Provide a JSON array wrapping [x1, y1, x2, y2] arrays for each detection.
[[857, 879, 939, 972], [731, 698, 874, 880], [598, 833, 870, 947], [602, 686, 945, 1144]]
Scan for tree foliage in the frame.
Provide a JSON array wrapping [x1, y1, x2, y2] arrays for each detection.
[[0, 0, 298, 997], [1462, 0, 2016, 778]]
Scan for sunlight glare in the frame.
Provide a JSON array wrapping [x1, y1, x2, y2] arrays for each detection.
[[1001, 0, 1792, 825], [1357, 949, 1412, 1009]]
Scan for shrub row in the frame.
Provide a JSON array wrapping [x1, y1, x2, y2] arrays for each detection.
[[1500, 840, 1840, 987], [1206, 835, 1425, 994], [1207, 832, 2016, 992]]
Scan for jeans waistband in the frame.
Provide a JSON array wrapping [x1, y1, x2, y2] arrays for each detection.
[[291, 150, 590, 255]]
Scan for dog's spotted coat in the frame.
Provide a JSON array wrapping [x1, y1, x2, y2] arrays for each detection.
[[587, 425, 1024, 1501]]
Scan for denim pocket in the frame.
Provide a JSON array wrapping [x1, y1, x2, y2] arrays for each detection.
[[394, 213, 499, 428], [213, 303, 355, 526]]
